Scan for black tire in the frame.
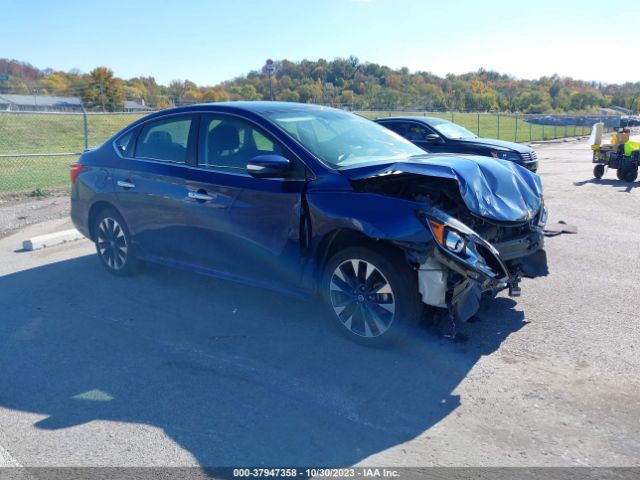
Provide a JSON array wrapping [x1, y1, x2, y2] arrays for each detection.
[[623, 166, 638, 182], [616, 168, 626, 181], [93, 208, 138, 276], [321, 245, 423, 346], [593, 164, 605, 179]]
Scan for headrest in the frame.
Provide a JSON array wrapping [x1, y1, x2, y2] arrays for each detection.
[[209, 123, 240, 151]]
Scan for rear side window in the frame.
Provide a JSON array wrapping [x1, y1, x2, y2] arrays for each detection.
[[135, 117, 192, 163], [382, 122, 407, 136]]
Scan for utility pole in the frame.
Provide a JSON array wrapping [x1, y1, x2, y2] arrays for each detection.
[[265, 59, 274, 101], [99, 80, 105, 112], [32, 88, 39, 110]]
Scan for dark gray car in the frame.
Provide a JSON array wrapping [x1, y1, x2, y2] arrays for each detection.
[[375, 116, 538, 172]]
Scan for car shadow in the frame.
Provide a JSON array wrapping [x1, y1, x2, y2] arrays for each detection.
[[573, 177, 639, 192], [0, 254, 525, 469]]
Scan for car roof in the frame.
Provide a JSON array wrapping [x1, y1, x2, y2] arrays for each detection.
[[151, 101, 337, 117], [376, 116, 451, 125], [119, 101, 345, 136]]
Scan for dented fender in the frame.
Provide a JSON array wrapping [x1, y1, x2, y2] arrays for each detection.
[[306, 190, 433, 245]]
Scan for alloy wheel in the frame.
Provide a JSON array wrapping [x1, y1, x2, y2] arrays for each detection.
[[329, 259, 396, 338], [97, 217, 128, 271]]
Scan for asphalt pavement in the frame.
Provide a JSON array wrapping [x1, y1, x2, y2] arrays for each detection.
[[0, 138, 638, 468]]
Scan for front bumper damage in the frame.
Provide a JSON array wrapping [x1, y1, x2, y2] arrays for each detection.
[[413, 207, 549, 323], [340, 153, 549, 324]]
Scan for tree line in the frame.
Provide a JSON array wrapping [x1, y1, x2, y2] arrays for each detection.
[[1, 57, 639, 113]]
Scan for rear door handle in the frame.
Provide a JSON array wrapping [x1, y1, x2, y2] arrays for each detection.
[[117, 180, 136, 189], [188, 191, 215, 202]]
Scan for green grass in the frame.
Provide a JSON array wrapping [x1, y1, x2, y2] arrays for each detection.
[[359, 111, 592, 142], [0, 112, 147, 195], [0, 112, 148, 155], [0, 154, 79, 194]]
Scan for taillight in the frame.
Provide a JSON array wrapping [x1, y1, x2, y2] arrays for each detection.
[[69, 164, 84, 184]]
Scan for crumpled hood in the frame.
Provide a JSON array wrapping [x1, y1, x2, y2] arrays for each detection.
[[341, 154, 543, 222]]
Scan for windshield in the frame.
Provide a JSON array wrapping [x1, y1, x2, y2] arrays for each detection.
[[431, 119, 477, 139], [266, 108, 424, 168]]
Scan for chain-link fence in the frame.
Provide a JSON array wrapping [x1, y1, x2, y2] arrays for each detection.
[[356, 111, 619, 142], [0, 111, 149, 201], [0, 109, 621, 201]]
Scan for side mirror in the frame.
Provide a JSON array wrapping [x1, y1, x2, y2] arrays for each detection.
[[425, 133, 443, 143], [247, 154, 292, 179]]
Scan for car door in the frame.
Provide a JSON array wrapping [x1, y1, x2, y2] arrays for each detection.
[[112, 114, 196, 261], [181, 113, 308, 288], [405, 122, 451, 153], [380, 120, 440, 153]]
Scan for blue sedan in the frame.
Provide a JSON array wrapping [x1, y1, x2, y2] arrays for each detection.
[[70, 102, 548, 345]]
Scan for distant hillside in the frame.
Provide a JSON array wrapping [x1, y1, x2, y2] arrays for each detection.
[[1, 57, 639, 113]]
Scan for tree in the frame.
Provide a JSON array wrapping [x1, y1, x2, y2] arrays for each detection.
[[82, 67, 124, 111], [277, 89, 300, 102], [41, 72, 73, 95], [297, 82, 323, 103], [167, 80, 198, 106], [201, 88, 230, 102]]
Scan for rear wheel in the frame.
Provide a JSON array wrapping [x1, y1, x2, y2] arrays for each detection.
[[94, 209, 137, 276], [616, 168, 626, 181], [322, 245, 423, 346], [593, 164, 605, 179]]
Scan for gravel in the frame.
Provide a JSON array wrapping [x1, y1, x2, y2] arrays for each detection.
[[0, 195, 70, 240]]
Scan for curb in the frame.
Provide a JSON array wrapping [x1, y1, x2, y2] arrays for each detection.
[[22, 228, 84, 251]]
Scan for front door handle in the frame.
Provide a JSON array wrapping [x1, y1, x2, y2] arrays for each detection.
[[117, 180, 136, 189], [188, 191, 215, 202]]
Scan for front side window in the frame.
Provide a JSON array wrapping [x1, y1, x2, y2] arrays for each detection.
[[135, 117, 192, 163], [405, 124, 431, 142], [198, 116, 284, 173], [266, 108, 423, 168]]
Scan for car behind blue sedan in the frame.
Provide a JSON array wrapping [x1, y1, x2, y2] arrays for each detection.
[[70, 102, 548, 346], [375, 116, 539, 172]]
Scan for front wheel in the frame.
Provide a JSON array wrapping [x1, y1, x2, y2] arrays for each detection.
[[593, 164, 605, 179], [94, 208, 138, 276], [322, 245, 423, 346]]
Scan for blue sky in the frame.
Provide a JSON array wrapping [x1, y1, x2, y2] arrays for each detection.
[[1, 0, 637, 85]]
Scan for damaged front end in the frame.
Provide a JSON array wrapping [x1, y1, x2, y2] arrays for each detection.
[[344, 155, 549, 322], [410, 204, 548, 322]]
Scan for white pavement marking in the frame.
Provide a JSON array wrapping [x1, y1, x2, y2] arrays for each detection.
[[0, 442, 22, 467], [22, 229, 84, 251]]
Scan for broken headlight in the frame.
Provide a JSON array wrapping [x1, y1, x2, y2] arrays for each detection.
[[420, 207, 477, 256], [419, 208, 508, 282], [427, 218, 467, 254], [537, 196, 548, 227]]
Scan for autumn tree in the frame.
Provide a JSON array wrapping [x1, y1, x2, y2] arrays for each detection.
[[82, 67, 124, 111]]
